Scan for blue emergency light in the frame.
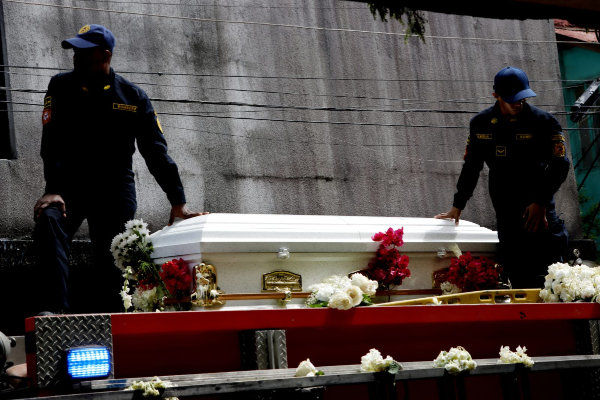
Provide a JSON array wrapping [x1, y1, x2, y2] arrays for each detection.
[[65, 346, 111, 380]]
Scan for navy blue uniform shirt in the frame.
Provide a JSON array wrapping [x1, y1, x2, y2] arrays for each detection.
[[453, 102, 570, 213], [41, 68, 186, 207]]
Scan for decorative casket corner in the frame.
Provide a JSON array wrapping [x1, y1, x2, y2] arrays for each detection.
[[191, 263, 226, 307]]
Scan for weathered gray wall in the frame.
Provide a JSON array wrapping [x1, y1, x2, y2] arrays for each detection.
[[0, 0, 582, 238]]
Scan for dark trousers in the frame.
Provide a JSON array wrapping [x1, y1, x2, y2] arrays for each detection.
[[496, 208, 568, 289], [33, 200, 135, 314]]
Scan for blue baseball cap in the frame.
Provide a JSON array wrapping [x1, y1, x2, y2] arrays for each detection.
[[493, 67, 536, 103], [62, 24, 116, 53]]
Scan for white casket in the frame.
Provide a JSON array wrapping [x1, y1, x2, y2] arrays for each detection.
[[150, 213, 498, 309]]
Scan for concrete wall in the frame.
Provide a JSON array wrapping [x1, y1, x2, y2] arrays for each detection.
[[0, 0, 582, 238]]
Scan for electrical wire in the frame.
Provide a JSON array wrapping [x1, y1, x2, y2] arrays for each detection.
[[0, 64, 585, 83], [3, 0, 600, 46], [5, 93, 599, 119], [162, 123, 465, 162], [69, 0, 370, 9]]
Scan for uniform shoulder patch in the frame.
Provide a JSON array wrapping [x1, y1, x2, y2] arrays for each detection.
[[154, 111, 163, 134], [476, 133, 492, 139], [113, 103, 138, 112], [551, 134, 565, 142], [44, 96, 51, 109], [554, 142, 566, 157], [42, 108, 52, 126]]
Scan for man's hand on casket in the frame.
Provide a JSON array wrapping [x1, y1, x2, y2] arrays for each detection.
[[34, 193, 66, 220], [169, 203, 209, 226], [434, 207, 462, 225], [523, 203, 547, 233]]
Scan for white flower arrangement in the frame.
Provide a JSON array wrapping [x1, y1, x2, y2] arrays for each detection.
[[539, 263, 600, 303], [440, 281, 461, 295], [126, 377, 174, 397], [306, 274, 379, 309], [120, 286, 133, 310], [360, 349, 402, 374], [113, 219, 179, 312], [294, 359, 324, 377], [498, 346, 534, 368], [111, 219, 153, 272], [433, 347, 477, 375], [351, 273, 378, 297], [132, 286, 160, 312]]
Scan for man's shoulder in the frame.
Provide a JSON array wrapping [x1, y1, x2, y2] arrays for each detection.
[[49, 71, 76, 86], [470, 105, 495, 125], [527, 104, 553, 118], [525, 104, 560, 127], [114, 73, 147, 100]]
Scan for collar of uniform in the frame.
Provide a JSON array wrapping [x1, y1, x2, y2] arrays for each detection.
[[79, 68, 116, 92], [490, 100, 531, 123]]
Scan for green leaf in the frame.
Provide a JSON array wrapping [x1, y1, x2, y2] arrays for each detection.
[[367, 3, 427, 42], [315, 370, 325, 376], [387, 361, 402, 374], [309, 301, 328, 308], [360, 293, 373, 306]]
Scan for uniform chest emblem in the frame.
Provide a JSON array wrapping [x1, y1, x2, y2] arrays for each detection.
[[554, 142, 566, 157], [491, 118, 498, 124], [516, 134, 532, 140], [496, 146, 506, 156], [113, 103, 138, 112], [476, 133, 492, 139], [42, 108, 52, 126]]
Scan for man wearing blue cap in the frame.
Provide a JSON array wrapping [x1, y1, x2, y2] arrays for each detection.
[[435, 66, 570, 289], [32, 25, 207, 314]]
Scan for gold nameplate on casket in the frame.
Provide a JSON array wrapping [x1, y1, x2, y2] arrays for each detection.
[[262, 271, 303, 292]]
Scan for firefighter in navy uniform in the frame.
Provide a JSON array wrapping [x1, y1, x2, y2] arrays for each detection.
[[33, 24, 207, 314], [435, 67, 570, 289]]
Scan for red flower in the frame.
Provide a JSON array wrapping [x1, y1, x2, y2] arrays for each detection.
[[160, 258, 192, 296], [444, 252, 502, 292], [138, 278, 158, 291], [367, 227, 410, 288]]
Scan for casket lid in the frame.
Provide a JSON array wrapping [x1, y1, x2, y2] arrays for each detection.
[[150, 213, 497, 258]]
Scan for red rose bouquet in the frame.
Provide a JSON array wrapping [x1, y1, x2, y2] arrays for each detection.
[[160, 258, 192, 297], [366, 227, 411, 289], [443, 252, 502, 292]]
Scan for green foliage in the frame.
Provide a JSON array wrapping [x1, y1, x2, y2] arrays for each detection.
[[360, 293, 373, 306], [367, 3, 427, 42], [315, 370, 325, 376], [309, 301, 328, 308], [387, 361, 402, 374]]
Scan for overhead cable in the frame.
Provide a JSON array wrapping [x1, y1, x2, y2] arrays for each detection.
[[70, 0, 369, 9], [0, 64, 584, 83], [161, 123, 446, 147], [162, 123, 464, 162], [3, 0, 599, 45]]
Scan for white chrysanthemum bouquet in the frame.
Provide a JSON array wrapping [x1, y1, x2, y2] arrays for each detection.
[[433, 346, 477, 375], [540, 262, 600, 303], [360, 349, 402, 374], [113, 219, 190, 312], [305, 274, 378, 310], [498, 346, 534, 368]]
